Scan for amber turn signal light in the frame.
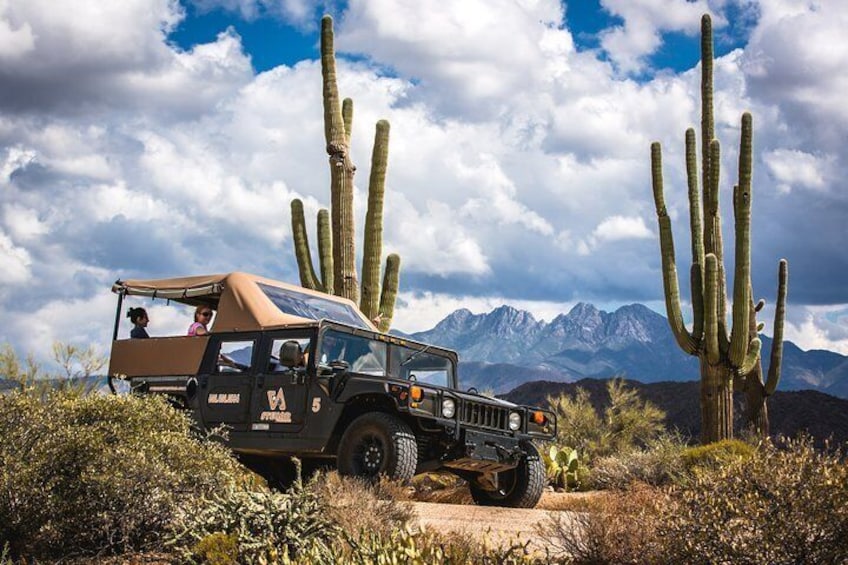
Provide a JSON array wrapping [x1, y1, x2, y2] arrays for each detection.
[[532, 411, 547, 425], [410, 385, 424, 402]]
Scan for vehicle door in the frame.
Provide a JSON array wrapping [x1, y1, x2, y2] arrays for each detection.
[[197, 334, 259, 432], [249, 333, 314, 433]]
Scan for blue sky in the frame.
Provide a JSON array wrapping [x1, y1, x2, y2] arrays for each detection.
[[1, 0, 847, 367], [169, 0, 749, 74]]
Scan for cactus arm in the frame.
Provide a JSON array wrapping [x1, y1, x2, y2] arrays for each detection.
[[343, 98, 353, 146], [707, 140, 730, 353], [729, 114, 753, 367], [290, 199, 321, 290], [360, 120, 390, 320], [765, 259, 788, 395], [704, 253, 720, 364], [690, 263, 704, 344], [651, 142, 697, 355], [377, 253, 400, 333], [700, 14, 714, 207], [685, 128, 705, 341], [321, 15, 346, 154], [322, 15, 358, 302], [738, 337, 762, 375], [317, 208, 333, 292]]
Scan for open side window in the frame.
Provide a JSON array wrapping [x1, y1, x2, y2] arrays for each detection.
[[215, 340, 256, 373]]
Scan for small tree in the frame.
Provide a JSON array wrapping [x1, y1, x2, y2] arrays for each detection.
[[548, 379, 666, 461]]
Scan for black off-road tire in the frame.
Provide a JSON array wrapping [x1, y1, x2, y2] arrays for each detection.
[[469, 443, 545, 508], [337, 412, 417, 481]]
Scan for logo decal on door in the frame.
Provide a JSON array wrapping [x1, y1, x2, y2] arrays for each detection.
[[260, 388, 292, 423], [267, 387, 287, 411]]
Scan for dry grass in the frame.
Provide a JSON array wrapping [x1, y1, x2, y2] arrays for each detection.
[[408, 472, 473, 504], [310, 471, 415, 537], [534, 490, 608, 512], [536, 482, 669, 564]]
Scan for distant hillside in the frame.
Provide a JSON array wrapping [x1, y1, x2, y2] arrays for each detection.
[[409, 303, 848, 398], [503, 378, 848, 446]]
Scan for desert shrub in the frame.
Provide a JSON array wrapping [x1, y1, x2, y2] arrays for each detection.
[[679, 437, 756, 474], [290, 525, 545, 564], [547, 387, 602, 457], [537, 482, 668, 564], [169, 479, 339, 564], [0, 390, 245, 559], [541, 438, 848, 564], [191, 532, 239, 565], [658, 437, 848, 564], [587, 432, 689, 489], [311, 471, 415, 538], [548, 379, 666, 463]]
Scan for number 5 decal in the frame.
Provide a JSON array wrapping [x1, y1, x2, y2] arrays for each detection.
[[311, 397, 321, 413]]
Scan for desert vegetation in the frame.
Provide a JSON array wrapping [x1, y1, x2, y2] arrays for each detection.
[[2, 344, 847, 563]]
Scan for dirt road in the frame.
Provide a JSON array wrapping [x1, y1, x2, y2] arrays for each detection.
[[411, 493, 585, 555]]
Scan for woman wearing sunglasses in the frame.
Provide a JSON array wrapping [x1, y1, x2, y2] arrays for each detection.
[[188, 305, 214, 336]]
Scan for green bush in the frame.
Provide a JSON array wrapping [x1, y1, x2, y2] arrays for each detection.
[[679, 438, 756, 474], [547, 379, 666, 463], [0, 390, 245, 559], [192, 532, 239, 565]]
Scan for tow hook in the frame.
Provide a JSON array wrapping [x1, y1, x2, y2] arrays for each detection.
[[486, 441, 522, 463]]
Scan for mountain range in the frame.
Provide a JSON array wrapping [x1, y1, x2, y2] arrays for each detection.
[[503, 378, 848, 446], [406, 303, 848, 399]]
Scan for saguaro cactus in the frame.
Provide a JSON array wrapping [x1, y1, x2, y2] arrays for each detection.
[[290, 15, 400, 333], [650, 14, 788, 443]]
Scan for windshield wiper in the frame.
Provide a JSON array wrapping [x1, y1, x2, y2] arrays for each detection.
[[400, 343, 431, 367]]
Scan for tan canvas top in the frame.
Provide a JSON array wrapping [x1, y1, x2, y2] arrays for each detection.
[[112, 271, 376, 333]]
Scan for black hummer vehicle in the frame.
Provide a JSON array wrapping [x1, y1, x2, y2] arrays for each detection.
[[109, 272, 555, 508]]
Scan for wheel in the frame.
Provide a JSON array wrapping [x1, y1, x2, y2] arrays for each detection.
[[469, 443, 545, 508], [337, 412, 417, 481]]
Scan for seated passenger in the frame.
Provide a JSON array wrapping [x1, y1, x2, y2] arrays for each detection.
[[127, 307, 150, 339], [188, 306, 213, 336]]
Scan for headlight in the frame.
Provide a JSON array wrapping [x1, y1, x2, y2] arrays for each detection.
[[441, 398, 456, 418], [508, 411, 521, 431]]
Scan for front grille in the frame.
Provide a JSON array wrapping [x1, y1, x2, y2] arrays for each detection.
[[459, 401, 510, 432]]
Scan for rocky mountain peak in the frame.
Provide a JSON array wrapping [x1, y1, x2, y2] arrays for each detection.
[[434, 308, 475, 332]]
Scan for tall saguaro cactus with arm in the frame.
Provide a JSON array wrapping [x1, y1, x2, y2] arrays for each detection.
[[650, 14, 788, 443], [290, 15, 401, 333]]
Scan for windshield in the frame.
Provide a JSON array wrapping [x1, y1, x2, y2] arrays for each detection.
[[258, 283, 370, 329], [318, 329, 454, 387]]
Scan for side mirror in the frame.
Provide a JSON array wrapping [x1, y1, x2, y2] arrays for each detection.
[[186, 377, 198, 402]]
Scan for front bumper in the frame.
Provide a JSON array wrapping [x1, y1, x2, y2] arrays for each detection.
[[442, 428, 528, 474]]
